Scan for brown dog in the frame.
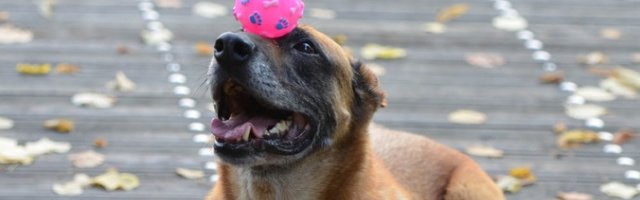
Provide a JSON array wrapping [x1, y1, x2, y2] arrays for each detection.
[[206, 25, 504, 200]]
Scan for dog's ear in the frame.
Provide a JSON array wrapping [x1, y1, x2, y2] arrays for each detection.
[[351, 60, 387, 112]]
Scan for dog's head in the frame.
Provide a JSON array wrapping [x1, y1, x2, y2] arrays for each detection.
[[209, 25, 385, 167]]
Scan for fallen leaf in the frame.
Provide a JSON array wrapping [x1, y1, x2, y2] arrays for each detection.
[[465, 53, 504, 68], [0, 117, 14, 130], [496, 176, 522, 193], [575, 87, 616, 102], [156, 0, 182, 8], [600, 78, 637, 99], [0, 11, 9, 22], [71, 93, 116, 108], [176, 167, 205, 179], [92, 168, 140, 191], [448, 109, 487, 125], [55, 63, 80, 74], [141, 28, 173, 46], [0, 24, 34, 44], [0, 137, 33, 165], [436, 4, 469, 23], [43, 118, 74, 133], [116, 45, 131, 55], [553, 122, 567, 134], [107, 71, 136, 92], [52, 174, 91, 196], [16, 63, 51, 75], [193, 2, 227, 18], [600, 182, 639, 200], [565, 104, 607, 120], [194, 41, 214, 56], [367, 63, 386, 76], [612, 67, 640, 90], [578, 52, 609, 65], [422, 22, 447, 34], [613, 129, 636, 145], [38, 0, 55, 19], [24, 138, 71, 156], [557, 129, 599, 148], [557, 192, 593, 200], [540, 72, 564, 84], [465, 145, 503, 158], [509, 167, 536, 185], [493, 16, 528, 31], [601, 28, 622, 40], [68, 150, 105, 168], [360, 44, 406, 60], [94, 139, 108, 148], [587, 66, 613, 77], [309, 8, 336, 19]]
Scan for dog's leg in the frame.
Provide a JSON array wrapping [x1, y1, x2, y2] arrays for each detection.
[[443, 160, 504, 200]]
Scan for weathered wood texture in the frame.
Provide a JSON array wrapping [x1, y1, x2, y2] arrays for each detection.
[[0, 0, 638, 199]]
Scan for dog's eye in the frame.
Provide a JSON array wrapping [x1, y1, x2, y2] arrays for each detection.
[[293, 42, 317, 54]]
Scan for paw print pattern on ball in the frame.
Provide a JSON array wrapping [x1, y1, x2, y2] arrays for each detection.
[[240, 0, 250, 5], [275, 18, 289, 30], [250, 12, 262, 25]]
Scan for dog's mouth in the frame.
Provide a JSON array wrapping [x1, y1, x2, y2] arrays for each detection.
[[211, 79, 314, 159]]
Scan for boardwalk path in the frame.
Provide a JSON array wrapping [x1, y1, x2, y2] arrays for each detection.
[[0, 0, 639, 199]]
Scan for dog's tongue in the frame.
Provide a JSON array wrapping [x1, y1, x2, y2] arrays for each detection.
[[211, 115, 278, 141]]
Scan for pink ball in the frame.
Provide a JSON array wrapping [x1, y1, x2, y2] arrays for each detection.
[[233, 0, 305, 39]]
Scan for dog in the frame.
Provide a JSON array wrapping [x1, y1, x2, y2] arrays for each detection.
[[206, 25, 504, 200]]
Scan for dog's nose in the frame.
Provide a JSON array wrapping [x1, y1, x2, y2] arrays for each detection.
[[214, 32, 255, 66]]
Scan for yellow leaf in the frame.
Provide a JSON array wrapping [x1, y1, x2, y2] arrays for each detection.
[[448, 109, 487, 125], [16, 63, 51, 75], [360, 44, 406, 60], [176, 167, 205, 179], [43, 118, 75, 133], [557, 129, 599, 148], [436, 4, 469, 23]]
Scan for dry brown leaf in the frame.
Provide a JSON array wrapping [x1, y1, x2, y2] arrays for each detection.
[[176, 167, 205, 179], [496, 176, 522, 193], [575, 87, 616, 102], [94, 139, 108, 148], [71, 93, 116, 108], [16, 63, 51, 75], [422, 22, 447, 34], [553, 122, 567, 134], [116, 45, 131, 55], [107, 71, 136, 92], [557, 129, 599, 148], [612, 67, 640, 90], [156, 0, 183, 8], [193, 2, 227, 18], [0, 117, 14, 130], [578, 52, 609, 65], [194, 42, 214, 56], [565, 104, 607, 120], [309, 8, 336, 19], [601, 28, 622, 40], [587, 67, 613, 77], [613, 129, 636, 145], [600, 78, 637, 99], [557, 192, 593, 200], [600, 182, 639, 199], [68, 150, 105, 168], [43, 118, 74, 133], [0, 11, 9, 22], [465, 53, 504, 69], [360, 44, 406, 60], [436, 4, 469, 23], [493, 16, 528, 31], [465, 145, 503, 158], [540, 72, 564, 84], [55, 63, 80, 74], [0, 24, 33, 44], [448, 110, 487, 125], [92, 169, 140, 191]]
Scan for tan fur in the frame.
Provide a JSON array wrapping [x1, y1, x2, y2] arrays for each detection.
[[206, 26, 504, 200]]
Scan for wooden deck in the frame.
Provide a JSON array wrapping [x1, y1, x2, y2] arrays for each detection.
[[0, 0, 639, 199]]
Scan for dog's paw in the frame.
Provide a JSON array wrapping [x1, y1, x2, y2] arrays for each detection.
[[250, 12, 263, 26], [275, 18, 289, 30]]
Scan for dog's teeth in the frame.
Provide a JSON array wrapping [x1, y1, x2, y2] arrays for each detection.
[[243, 127, 251, 141]]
